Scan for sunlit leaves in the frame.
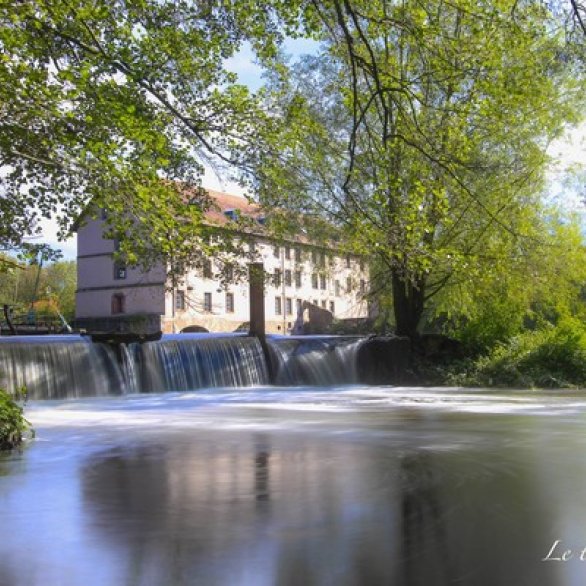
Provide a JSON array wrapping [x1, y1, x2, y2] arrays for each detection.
[[0, 0, 304, 276], [252, 0, 585, 335]]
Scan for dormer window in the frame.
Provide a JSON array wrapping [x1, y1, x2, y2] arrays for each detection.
[[257, 216, 266, 226], [223, 209, 237, 221]]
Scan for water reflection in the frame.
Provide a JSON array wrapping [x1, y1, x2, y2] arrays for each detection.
[[75, 432, 555, 584], [0, 390, 579, 585], [255, 434, 271, 503], [399, 452, 453, 585]]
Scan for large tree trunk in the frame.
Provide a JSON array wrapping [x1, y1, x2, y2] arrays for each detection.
[[392, 271, 425, 340]]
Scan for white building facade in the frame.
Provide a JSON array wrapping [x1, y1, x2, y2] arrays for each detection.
[[75, 191, 370, 334]]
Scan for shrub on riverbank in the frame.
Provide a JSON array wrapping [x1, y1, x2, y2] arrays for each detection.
[[445, 319, 586, 388], [0, 389, 32, 450]]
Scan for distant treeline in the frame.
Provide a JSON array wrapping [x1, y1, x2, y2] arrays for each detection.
[[0, 258, 76, 322]]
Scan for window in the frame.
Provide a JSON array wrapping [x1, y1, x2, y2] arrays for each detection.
[[359, 258, 365, 271], [286, 297, 293, 315], [275, 296, 282, 315], [319, 252, 325, 267], [296, 299, 302, 314], [321, 300, 326, 309], [295, 248, 301, 262], [273, 245, 280, 258], [313, 299, 318, 306], [360, 279, 366, 295], [175, 290, 185, 311], [204, 292, 212, 312], [113, 239, 120, 252], [111, 293, 125, 314], [320, 274, 326, 290], [285, 269, 292, 287], [329, 301, 335, 315], [295, 270, 302, 288], [273, 269, 282, 287], [312, 273, 318, 289], [346, 255, 351, 268], [114, 262, 127, 280], [225, 264, 234, 282], [335, 280, 340, 297], [203, 259, 212, 279], [249, 240, 256, 254], [346, 276, 352, 292], [225, 292, 234, 313], [311, 250, 317, 264], [285, 246, 291, 260]]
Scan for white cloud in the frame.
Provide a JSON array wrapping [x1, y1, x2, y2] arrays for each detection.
[[36, 216, 77, 261]]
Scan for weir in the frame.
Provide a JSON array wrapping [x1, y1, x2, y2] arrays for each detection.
[[269, 336, 363, 385], [0, 333, 375, 399], [0, 331, 415, 399], [0, 335, 126, 399], [129, 334, 269, 393]]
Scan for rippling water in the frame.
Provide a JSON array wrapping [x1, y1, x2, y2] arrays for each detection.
[[2, 386, 586, 586]]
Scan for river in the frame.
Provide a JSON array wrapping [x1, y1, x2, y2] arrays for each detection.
[[1, 386, 584, 585]]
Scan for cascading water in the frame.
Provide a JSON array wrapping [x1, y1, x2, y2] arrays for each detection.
[[130, 334, 269, 393], [0, 333, 367, 399], [0, 335, 126, 399], [268, 336, 363, 386]]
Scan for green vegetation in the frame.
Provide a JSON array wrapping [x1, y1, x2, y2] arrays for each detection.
[[253, 0, 586, 341], [0, 0, 308, 275], [412, 213, 586, 388], [0, 389, 32, 451], [0, 255, 77, 323], [456, 322, 586, 389], [2, 1, 586, 388]]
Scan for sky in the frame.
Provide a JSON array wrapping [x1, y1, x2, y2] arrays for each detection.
[[34, 38, 586, 261]]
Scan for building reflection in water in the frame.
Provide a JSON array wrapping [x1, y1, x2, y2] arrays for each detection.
[[254, 434, 271, 504], [399, 452, 453, 585], [74, 424, 560, 586]]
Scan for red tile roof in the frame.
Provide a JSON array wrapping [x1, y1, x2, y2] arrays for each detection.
[[202, 189, 263, 226]]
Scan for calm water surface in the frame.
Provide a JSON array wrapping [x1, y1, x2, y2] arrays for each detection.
[[2, 386, 586, 586]]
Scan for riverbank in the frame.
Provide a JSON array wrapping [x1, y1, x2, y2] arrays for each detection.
[[414, 321, 586, 389]]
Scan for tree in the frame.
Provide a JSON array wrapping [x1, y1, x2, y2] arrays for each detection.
[[571, 0, 586, 35], [433, 210, 586, 350], [252, 0, 585, 338], [0, 0, 307, 275], [0, 253, 76, 322]]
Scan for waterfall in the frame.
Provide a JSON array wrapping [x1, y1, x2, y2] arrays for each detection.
[[268, 336, 363, 386], [130, 334, 269, 393], [0, 335, 126, 399], [0, 333, 368, 399]]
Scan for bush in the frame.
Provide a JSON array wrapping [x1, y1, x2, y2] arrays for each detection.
[[0, 389, 32, 450], [448, 319, 586, 388], [449, 298, 526, 354]]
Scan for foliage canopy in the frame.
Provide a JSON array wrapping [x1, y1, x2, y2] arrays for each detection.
[[0, 0, 308, 273], [251, 0, 585, 337]]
